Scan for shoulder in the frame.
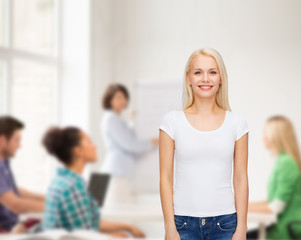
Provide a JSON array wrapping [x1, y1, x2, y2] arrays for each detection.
[[227, 111, 249, 129], [277, 152, 298, 168], [48, 175, 82, 196], [0, 161, 6, 174], [102, 110, 122, 127], [227, 110, 247, 122], [276, 152, 300, 177]]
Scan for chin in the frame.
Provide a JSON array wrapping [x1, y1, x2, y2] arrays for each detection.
[[196, 93, 216, 99]]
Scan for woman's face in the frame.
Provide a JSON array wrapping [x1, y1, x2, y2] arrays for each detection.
[[187, 54, 221, 99], [110, 91, 128, 113], [75, 131, 97, 163]]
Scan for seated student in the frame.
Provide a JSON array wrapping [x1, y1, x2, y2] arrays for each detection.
[[42, 126, 145, 238], [247, 115, 301, 239], [0, 116, 45, 232]]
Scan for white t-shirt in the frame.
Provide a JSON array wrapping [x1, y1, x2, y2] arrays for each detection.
[[159, 109, 250, 217]]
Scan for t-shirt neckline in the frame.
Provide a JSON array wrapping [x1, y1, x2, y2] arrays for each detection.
[[181, 109, 228, 133]]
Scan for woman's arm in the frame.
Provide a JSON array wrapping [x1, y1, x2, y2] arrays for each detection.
[[233, 133, 249, 238], [107, 116, 153, 154], [159, 129, 179, 239], [99, 219, 145, 238]]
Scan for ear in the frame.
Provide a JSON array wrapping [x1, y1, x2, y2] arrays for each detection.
[[186, 73, 192, 85], [72, 145, 82, 157]]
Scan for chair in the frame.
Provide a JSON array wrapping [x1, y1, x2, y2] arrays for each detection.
[[287, 221, 301, 240]]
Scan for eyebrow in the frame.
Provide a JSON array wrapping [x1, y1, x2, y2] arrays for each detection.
[[193, 68, 218, 71]]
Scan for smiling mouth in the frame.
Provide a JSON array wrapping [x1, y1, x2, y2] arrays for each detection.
[[198, 85, 213, 90]]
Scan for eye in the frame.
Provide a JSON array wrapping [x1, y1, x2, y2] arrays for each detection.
[[195, 71, 201, 75], [210, 71, 217, 74]]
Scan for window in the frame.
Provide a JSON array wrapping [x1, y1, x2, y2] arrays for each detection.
[[0, 0, 5, 46], [0, 61, 6, 114], [0, 0, 59, 193], [11, 60, 57, 191], [12, 0, 55, 55]]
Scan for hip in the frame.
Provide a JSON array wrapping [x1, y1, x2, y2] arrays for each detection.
[[174, 212, 237, 240]]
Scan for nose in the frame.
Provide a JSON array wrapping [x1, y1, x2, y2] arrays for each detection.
[[202, 72, 210, 82]]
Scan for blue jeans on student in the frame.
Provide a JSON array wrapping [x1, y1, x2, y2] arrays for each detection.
[[174, 212, 237, 240]]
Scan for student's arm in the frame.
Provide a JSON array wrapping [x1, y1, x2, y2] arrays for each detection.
[[233, 133, 249, 238], [248, 201, 273, 213], [0, 191, 44, 214], [159, 129, 180, 240], [18, 188, 45, 201], [99, 220, 145, 238]]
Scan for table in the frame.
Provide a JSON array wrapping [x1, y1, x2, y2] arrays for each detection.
[[19, 204, 277, 240], [247, 212, 277, 240]]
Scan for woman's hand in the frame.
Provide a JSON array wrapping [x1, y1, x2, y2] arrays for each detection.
[[165, 226, 181, 240], [232, 226, 247, 240], [128, 225, 146, 238]]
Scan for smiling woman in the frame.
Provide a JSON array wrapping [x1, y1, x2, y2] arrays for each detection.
[[159, 48, 249, 240]]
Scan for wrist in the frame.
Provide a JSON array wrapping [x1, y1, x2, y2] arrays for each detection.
[[164, 223, 177, 232], [124, 223, 134, 232], [236, 224, 248, 232]]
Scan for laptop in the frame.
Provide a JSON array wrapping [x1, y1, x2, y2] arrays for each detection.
[[88, 173, 111, 207]]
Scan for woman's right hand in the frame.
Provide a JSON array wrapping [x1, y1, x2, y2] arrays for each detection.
[[165, 227, 181, 240]]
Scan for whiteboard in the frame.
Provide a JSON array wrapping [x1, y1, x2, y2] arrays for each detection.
[[133, 78, 183, 193]]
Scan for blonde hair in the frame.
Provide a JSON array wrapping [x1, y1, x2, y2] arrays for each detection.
[[265, 115, 301, 172], [182, 48, 231, 111]]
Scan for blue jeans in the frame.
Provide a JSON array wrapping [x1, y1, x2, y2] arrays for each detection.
[[174, 212, 237, 240]]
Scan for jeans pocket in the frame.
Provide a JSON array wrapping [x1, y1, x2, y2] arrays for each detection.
[[217, 213, 237, 231], [174, 215, 189, 230]]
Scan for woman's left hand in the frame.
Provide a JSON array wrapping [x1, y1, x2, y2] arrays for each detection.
[[232, 227, 247, 240]]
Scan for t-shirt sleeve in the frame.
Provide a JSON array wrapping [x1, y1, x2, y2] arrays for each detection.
[[159, 112, 174, 140], [0, 169, 11, 195], [235, 114, 250, 141], [274, 158, 300, 203]]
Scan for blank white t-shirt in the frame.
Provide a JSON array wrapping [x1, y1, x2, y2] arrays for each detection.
[[159, 109, 250, 217]]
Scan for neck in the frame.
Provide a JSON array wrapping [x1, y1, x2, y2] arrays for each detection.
[[113, 109, 121, 115], [270, 148, 280, 157], [68, 158, 86, 175], [190, 95, 219, 115]]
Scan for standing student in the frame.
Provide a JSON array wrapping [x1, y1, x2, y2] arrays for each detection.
[[42, 126, 146, 238], [101, 83, 159, 206], [247, 116, 301, 239], [159, 48, 250, 240], [0, 116, 44, 233]]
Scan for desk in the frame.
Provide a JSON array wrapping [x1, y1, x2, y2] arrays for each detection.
[[101, 204, 277, 240], [19, 205, 277, 240], [247, 212, 277, 240], [101, 204, 163, 222]]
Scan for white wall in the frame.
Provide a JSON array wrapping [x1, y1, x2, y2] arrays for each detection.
[[91, 0, 301, 200]]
